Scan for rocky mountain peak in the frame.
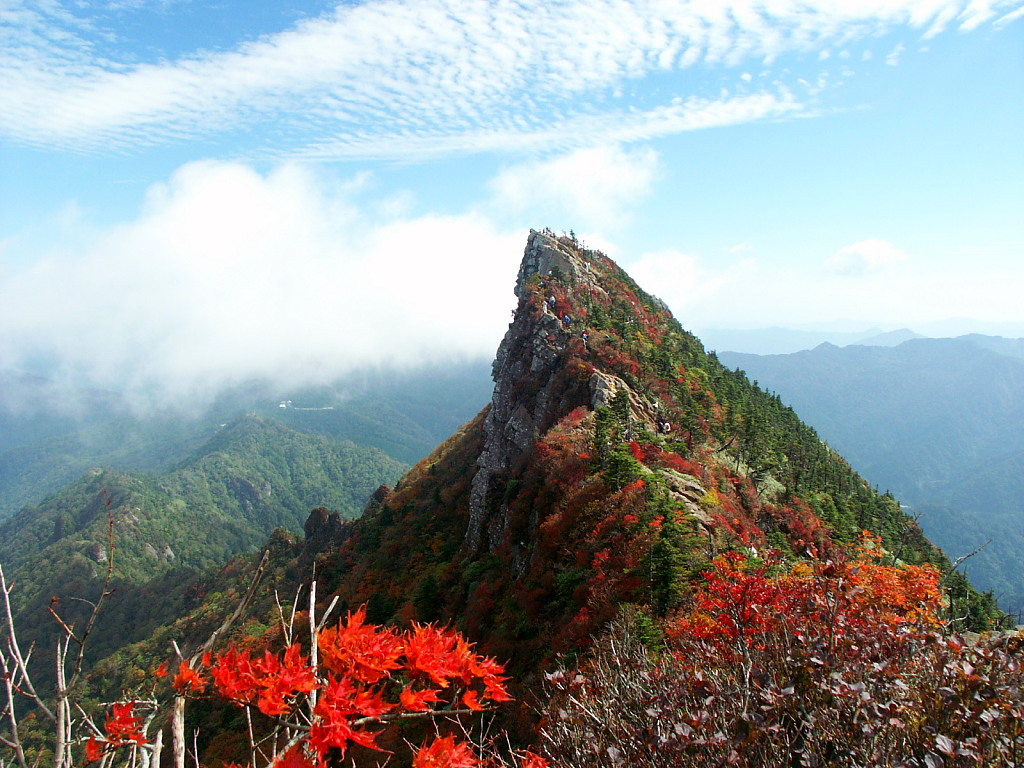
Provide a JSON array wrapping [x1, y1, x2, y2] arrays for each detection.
[[289, 226, 997, 681], [467, 230, 654, 552], [514, 229, 596, 298]]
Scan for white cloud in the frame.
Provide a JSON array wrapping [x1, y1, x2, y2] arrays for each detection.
[[995, 5, 1024, 25], [624, 242, 1024, 332], [2, 153, 1020, 407], [958, 0, 998, 30], [886, 42, 906, 65], [0, 160, 523, 404], [486, 145, 659, 233], [627, 250, 756, 321], [827, 238, 908, 275], [2, 0, 1019, 156]]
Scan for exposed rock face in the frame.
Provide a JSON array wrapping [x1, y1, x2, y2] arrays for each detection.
[[87, 542, 108, 564], [230, 477, 272, 515], [657, 468, 712, 527], [304, 487, 391, 551], [363, 485, 393, 516], [588, 370, 661, 427], [304, 506, 346, 548], [466, 230, 681, 553], [466, 231, 600, 552], [513, 229, 589, 298]]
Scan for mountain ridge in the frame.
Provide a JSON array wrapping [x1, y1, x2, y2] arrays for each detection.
[[11, 228, 1007, 766], [284, 229, 1000, 679]]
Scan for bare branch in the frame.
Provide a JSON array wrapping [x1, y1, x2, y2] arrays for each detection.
[[940, 539, 991, 590], [0, 652, 29, 768], [314, 596, 340, 636], [191, 550, 270, 664], [0, 564, 54, 723], [62, 508, 119, 693]]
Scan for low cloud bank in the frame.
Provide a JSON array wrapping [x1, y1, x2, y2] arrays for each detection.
[[0, 160, 522, 408]]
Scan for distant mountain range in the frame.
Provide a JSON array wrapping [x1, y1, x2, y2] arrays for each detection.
[[0, 362, 493, 683], [719, 335, 1024, 615], [700, 322, 1024, 355]]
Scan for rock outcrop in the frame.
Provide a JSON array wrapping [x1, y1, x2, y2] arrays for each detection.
[[466, 231, 598, 552], [466, 230, 661, 552]]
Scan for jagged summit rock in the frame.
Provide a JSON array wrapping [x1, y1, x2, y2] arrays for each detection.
[[513, 229, 594, 297], [468, 229, 672, 552]]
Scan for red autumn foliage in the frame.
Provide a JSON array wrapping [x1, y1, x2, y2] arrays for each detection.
[[103, 702, 146, 746], [318, 607, 404, 685], [86, 701, 147, 761], [175, 605, 516, 766], [670, 542, 944, 658], [172, 658, 208, 694], [412, 735, 478, 768], [209, 642, 318, 716]]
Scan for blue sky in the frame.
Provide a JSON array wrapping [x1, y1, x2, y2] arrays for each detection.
[[1, 0, 1022, 403]]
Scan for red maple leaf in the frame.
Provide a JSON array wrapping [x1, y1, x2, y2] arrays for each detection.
[[173, 660, 208, 694], [272, 744, 316, 768], [517, 752, 549, 768], [318, 605, 404, 684], [105, 701, 146, 746], [400, 684, 443, 712], [412, 735, 478, 768], [85, 736, 104, 763]]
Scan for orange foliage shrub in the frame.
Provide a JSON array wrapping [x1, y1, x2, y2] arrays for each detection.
[[541, 543, 1020, 767]]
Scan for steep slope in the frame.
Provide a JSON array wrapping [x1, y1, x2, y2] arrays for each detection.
[[720, 338, 1024, 613]]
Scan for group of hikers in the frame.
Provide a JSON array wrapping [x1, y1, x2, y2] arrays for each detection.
[[543, 291, 591, 347]]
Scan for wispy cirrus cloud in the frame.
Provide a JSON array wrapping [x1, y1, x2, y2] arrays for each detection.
[[2, 0, 1022, 158]]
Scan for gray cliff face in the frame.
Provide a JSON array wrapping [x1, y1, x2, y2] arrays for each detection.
[[465, 230, 596, 553]]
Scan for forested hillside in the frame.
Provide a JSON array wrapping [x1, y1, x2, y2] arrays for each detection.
[[0, 414, 405, 677], [0, 362, 492, 519], [720, 337, 1024, 614]]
